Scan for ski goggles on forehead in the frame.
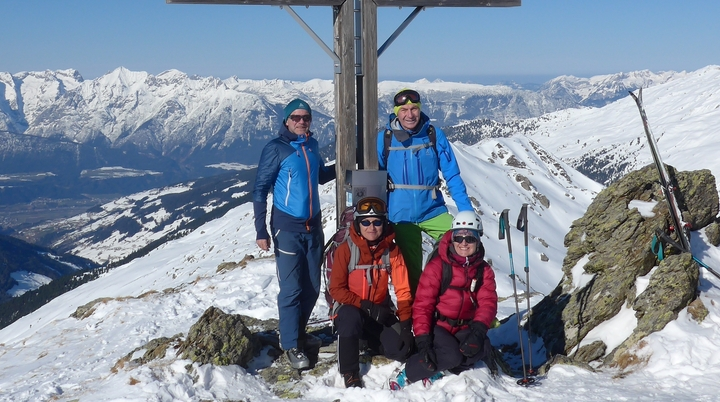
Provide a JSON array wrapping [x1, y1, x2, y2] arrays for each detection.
[[393, 90, 421, 107], [356, 197, 387, 215]]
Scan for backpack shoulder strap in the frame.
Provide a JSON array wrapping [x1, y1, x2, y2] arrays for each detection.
[[474, 263, 484, 289], [382, 128, 393, 166], [439, 260, 452, 296], [428, 125, 437, 153], [348, 237, 360, 275], [439, 260, 485, 296], [383, 125, 438, 166], [348, 239, 392, 287]]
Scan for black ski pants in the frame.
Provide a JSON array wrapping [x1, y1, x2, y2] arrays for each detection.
[[334, 304, 410, 374], [406, 325, 487, 383]]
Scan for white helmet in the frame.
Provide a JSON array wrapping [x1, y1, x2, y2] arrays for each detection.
[[452, 210, 483, 236]]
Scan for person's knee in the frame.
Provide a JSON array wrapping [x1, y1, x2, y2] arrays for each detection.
[[334, 305, 363, 337]]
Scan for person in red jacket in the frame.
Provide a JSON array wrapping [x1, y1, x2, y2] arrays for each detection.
[[391, 210, 497, 389], [329, 197, 414, 388]]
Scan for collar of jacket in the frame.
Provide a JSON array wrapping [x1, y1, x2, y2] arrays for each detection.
[[279, 124, 312, 144], [349, 222, 396, 254]]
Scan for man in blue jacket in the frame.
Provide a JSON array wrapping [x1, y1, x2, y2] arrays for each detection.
[[253, 98, 335, 369], [377, 89, 474, 294]]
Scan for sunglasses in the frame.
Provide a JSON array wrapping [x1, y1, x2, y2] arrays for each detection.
[[360, 219, 384, 227], [393, 89, 421, 107], [453, 235, 478, 244], [356, 197, 387, 215], [288, 114, 311, 123]]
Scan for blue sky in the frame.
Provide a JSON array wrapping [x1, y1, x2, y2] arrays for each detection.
[[3, 0, 719, 84]]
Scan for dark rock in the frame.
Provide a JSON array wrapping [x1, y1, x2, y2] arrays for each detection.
[[574, 340, 606, 363], [112, 334, 183, 373], [178, 306, 261, 367], [706, 222, 720, 247], [538, 354, 596, 376], [687, 298, 709, 322], [530, 164, 717, 369]]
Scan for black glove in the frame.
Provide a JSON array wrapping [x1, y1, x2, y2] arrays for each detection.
[[360, 300, 396, 326], [398, 319, 414, 356], [415, 334, 437, 372], [459, 321, 489, 358]]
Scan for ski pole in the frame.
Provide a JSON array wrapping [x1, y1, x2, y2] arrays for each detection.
[[516, 204, 535, 377], [499, 209, 530, 385]]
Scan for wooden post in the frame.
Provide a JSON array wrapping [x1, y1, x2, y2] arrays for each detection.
[[334, 1, 356, 221], [361, 0, 379, 170]]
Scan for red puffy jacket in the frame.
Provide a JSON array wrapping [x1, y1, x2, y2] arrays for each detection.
[[412, 230, 497, 336]]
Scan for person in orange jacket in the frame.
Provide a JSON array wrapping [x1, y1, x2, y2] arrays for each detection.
[[329, 196, 414, 388]]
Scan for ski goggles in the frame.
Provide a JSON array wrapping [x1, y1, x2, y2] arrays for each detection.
[[393, 89, 421, 106], [356, 197, 387, 216], [360, 219, 384, 227], [453, 235, 478, 244]]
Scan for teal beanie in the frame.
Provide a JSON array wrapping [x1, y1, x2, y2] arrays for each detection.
[[284, 98, 312, 121]]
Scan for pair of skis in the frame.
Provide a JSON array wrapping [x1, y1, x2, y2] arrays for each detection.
[[499, 204, 537, 386], [629, 88, 720, 280]]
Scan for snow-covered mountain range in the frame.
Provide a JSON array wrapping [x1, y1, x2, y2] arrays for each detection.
[[0, 67, 679, 171], [451, 66, 720, 185]]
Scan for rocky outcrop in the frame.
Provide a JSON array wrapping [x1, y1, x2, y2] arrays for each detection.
[[178, 306, 261, 367], [531, 164, 718, 369], [117, 306, 339, 398]]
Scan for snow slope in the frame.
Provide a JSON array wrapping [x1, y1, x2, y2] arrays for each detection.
[[2, 132, 720, 401]]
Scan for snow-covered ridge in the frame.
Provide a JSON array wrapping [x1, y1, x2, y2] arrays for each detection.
[[0, 66, 689, 169], [450, 66, 720, 187]]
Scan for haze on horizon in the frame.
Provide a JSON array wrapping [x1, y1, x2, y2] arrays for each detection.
[[2, 0, 719, 85]]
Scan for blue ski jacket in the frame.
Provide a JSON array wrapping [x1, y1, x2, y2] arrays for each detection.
[[253, 125, 335, 239], [377, 112, 473, 224]]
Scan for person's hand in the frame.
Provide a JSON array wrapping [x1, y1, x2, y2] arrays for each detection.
[[256, 238, 270, 251], [360, 300, 396, 326], [459, 321, 489, 357], [398, 319, 414, 356], [415, 334, 437, 372]]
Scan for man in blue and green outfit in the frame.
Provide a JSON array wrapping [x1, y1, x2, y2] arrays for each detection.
[[377, 89, 474, 294], [253, 98, 335, 369]]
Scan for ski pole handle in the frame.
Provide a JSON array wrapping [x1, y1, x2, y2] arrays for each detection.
[[499, 209, 512, 253], [517, 204, 529, 242], [517, 204, 529, 271]]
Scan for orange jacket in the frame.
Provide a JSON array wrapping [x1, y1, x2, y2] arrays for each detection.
[[328, 224, 413, 321]]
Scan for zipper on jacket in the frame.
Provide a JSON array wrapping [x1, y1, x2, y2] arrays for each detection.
[[301, 143, 313, 231], [452, 265, 471, 322]]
